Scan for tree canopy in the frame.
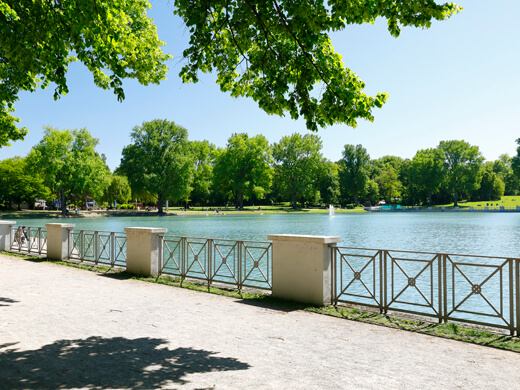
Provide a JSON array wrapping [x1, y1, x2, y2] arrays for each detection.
[[512, 139, 520, 180], [213, 133, 272, 208], [189, 140, 218, 206], [176, 0, 460, 131], [26, 127, 109, 212], [103, 175, 132, 206], [0, 0, 461, 146], [402, 148, 444, 206], [338, 144, 371, 204], [438, 140, 484, 207], [0, 157, 49, 210], [119, 119, 194, 213], [0, 0, 169, 146], [272, 134, 323, 207]]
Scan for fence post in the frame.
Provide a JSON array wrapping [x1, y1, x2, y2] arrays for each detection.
[[331, 244, 337, 306], [0, 221, 16, 251], [237, 240, 243, 291], [437, 254, 443, 323], [207, 239, 213, 290], [110, 232, 116, 266], [46, 223, 74, 260], [268, 234, 341, 306], [442, 254, 448, 323], [124, 227, 167, 277], [509, 258, 514, 336], [94, 231, 99, 264], [516, 259, 520, 337], [379, 250, 384, 313], [383, 250, 388, 313]]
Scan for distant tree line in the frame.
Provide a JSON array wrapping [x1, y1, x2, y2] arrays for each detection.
[[1, 119, 519, 212]]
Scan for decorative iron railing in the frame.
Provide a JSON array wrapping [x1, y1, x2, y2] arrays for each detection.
[[333, 246, 520, 335], [159, 235, 272, 291], [9, 226, 48, 256], [68, 230, 126, 267]]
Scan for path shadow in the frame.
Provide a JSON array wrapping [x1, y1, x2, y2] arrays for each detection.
[[99, 271, 135, 280], [0, 336, 249, 389], [235, 295, 306, 313], [0, 297, 19, 307]]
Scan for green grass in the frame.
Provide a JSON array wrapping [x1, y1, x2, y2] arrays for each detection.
[[167, 205, 366, 215], [436, 195, 520, 209], [310, 306, 520, 352], [3, 251, 520, 353], [1, 205, 366, 219]]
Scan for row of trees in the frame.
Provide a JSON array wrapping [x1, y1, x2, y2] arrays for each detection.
[[0, 128, 131, 212], [1, 119, 520, 212], [339, 141, 520, 207]]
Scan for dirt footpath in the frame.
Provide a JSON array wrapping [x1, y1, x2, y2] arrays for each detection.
[[1, 254, 519, 389]]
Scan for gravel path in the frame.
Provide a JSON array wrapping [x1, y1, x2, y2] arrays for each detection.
[[1, 254, 519, 389]]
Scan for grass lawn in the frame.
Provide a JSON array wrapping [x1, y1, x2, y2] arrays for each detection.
[[0, 205, 366, 219], [167, 205, 366, 215], [437, 195, 520, 209]]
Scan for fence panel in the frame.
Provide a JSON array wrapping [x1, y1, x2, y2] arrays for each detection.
[[334, 247, 383, 309], [241, 240, 272, 290], [159, 235, 272, 291], [385, 250, 442, 321], [333, 246, 519, 335], [212, 239, 240, 287], [444, 254, 514, 333], [68, 230, 126, 267], [9, 226, 47, 256], [160, 235, 183, 277]]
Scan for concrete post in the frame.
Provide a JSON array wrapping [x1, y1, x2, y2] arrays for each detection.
[[125, 227, 167, 277], [46, 223, 74, 260], [268, 234, 341, 306], [0, 221, 16, 251]]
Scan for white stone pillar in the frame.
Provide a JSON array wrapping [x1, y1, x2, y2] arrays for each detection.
[[46, 223, 74, 260], [268, 234, 341, 306], [0, 221, 16, 251], [125, 227, 167, 277]]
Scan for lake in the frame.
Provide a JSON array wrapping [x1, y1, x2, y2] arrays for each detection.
[[9, 212, 520, 257]]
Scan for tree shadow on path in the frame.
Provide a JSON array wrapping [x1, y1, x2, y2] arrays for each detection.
[[0, 336, 250, 389], [0, 297, 19, 307]]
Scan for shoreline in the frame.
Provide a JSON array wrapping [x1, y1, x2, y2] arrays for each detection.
[[0, 208, 365, 219], [2, 206, 520, 220]]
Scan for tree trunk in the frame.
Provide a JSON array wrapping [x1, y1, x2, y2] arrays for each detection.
[[235, 192, 244, 210], [453, 192, 459, 207], [157, 194, 164, 214], [60, 191, 67, 215], [290, 193, 298, 209]]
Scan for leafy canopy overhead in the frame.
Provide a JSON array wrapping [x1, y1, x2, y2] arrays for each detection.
[[0, 0, 169, 146], [175, 0, 461, 130], [0, 0, 460, 146]]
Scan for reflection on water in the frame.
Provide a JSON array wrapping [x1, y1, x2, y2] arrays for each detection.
[[11, 212, 520, 257]]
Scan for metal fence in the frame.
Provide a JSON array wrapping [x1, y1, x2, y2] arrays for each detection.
[[9, 226, 47, 256], [159, 235, 272, 291], [333, 246, 520, 335], [68, 230, 127, 267]]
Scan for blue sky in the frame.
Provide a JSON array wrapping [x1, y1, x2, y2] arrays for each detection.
[[2, 0, 519, 170]]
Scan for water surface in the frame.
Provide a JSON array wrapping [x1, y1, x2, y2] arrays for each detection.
[[11, 212, 520, 257]]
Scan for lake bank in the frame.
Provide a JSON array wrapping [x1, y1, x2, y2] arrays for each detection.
[[0, 207, 366, 220]]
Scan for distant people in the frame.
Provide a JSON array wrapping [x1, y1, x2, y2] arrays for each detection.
[[14, 226, 24, 246]]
